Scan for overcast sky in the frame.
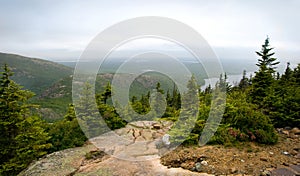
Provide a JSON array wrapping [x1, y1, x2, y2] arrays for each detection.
[[0, 0, 299, 64]]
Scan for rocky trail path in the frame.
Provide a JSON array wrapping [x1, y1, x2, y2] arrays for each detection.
[[19, 121, 210, 176], [19, 122, 300, 176]]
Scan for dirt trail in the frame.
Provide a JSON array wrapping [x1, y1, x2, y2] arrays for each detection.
[[161, 127, 300, 176], [20, 122, 300, 176]]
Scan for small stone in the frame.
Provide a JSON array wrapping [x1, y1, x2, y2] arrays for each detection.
[[195, 162, 202, 172], [162, 134, 171, 146], [260, 157, 268, 162], [240, 159, 245, 163], [282, 151, 289, 155], [269, 152, 274, 155], [200, 160, 208, 166]]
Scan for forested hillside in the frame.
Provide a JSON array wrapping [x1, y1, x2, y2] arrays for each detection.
[[0, 53, 73, 94]]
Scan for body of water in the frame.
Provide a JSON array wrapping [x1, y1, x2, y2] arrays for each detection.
[[200, 72, 255, 91]]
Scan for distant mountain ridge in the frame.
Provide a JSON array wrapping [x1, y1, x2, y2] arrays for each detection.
[[0, 52, 180, 121], [0, 52, 73, 95]]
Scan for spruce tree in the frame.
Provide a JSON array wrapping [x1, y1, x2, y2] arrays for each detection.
[[76, 82, 104, 138], [255, 37, 279, 74], [101, 82, 112, 104], [251, 37, 279, 104], [239, 70, 250, 90], [270, 63, 300, 127], [0, 64, 51, 175], [168, 75, 199, 145]]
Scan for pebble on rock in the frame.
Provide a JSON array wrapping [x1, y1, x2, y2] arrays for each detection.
[[282, 151, 289, 155], [200, 160, 208, 166], [195, 162, 202, 172]]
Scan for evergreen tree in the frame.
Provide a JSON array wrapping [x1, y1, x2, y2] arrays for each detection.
[[216, 73, 231, 92], [76, 82, 104, 138], [204, 84, 212, 95], [281, 62, 293, 82], [140, 93, 150, 114], [0, 64, 51, 175], [47, 104, 87, 152], [255, 37, 280, 74], [171, 84, 181, 110], [101, 82, 112, 104], [250, 37, 279, 104], [269, 63, 300, 127], [64, 104, 76, 121], [238, 70, 250, 90], [153, 82, 166, 118], [155, 82, 164, 94], [168, 75, 199, 145], [96, 83, 126, 130]]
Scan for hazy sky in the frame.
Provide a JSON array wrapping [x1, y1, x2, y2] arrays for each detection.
[[0, 0, 299, 64]]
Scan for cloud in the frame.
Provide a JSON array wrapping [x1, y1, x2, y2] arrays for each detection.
[[0, 0, 299, 63]]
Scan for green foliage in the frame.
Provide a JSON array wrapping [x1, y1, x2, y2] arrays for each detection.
[[76, 82, 106, 138], [0, 64, 51, 176], [168, 75, 199, 146], [222, 91, 277, 144], [73, 82, 127, 138], [101, 82, 112, 104], [208, 124, 236, 145], [47, 104, 87, 152], [97, 103, 127, 130], [216, 73, 231, 92], [249, 38, 299, 128], [35, 74, 112, 122], [267, 63, 300, 127]]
